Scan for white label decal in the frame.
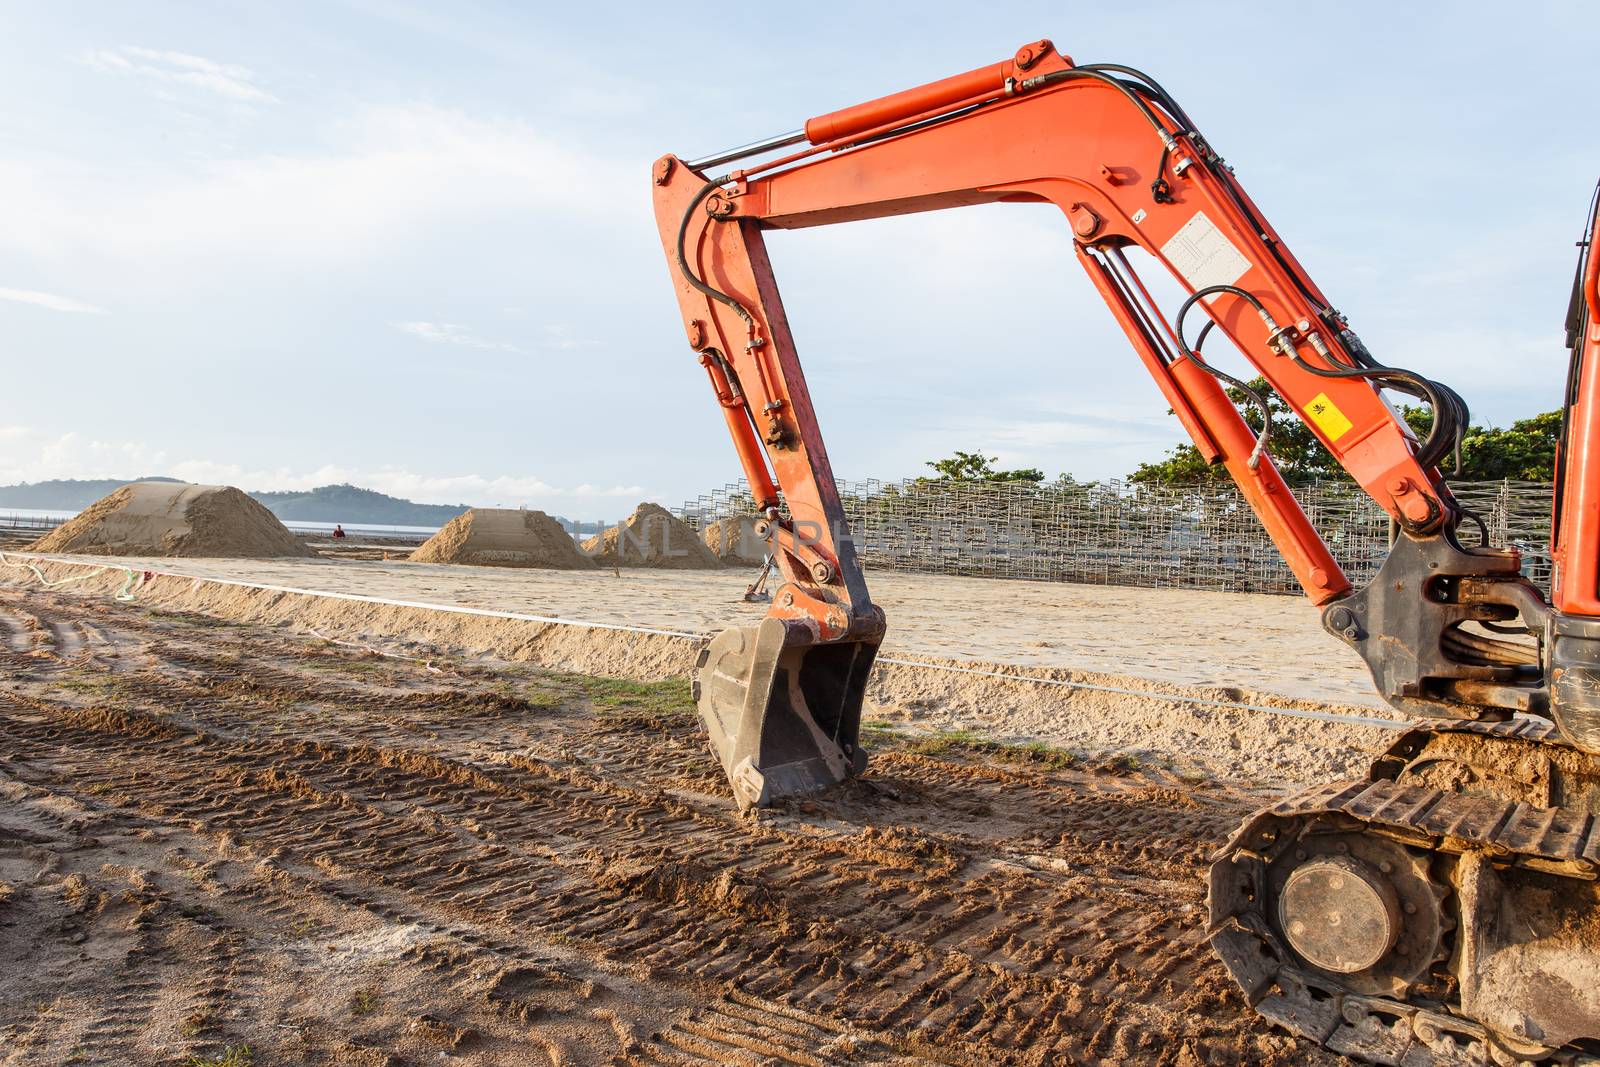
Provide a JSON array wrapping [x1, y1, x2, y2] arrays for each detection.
[[1160, 210, 1251, 295], [1131, 208, 1147, 224]]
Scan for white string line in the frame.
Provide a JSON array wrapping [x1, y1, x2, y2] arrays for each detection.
[[10, 553, 705, 639], [307, 626, 445, 674], [5, 551, 1405, 731], [1, 553, 148, 602], [0, 552, 110, 589]]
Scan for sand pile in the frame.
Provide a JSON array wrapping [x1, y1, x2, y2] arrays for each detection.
[[29, 482, 313, 559], [700, 515, 770, 565], [582, 502, 724, 569], [409, 508, 594, 569]]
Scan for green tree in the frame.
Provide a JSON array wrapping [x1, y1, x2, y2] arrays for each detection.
[[922, 450, 1044, 483], [1407, 409, 1561, 480], [1129, 378, 1345, 486], [1128, 378, 1561, 485]]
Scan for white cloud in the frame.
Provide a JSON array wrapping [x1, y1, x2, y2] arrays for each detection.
[[0, 287, 105, 314], [538, 324, 600, 351], [81, 46, 275, 103], [0, 427, 646, 510], [394, 321, 523, 352], [0, 104, 636, 264], [392, 321, 600, 354]]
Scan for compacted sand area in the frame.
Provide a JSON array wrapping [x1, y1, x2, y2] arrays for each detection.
[[0, 585, 1343, 1066], [0, 552, 1404, 785], [7, 553, 1382, 702]]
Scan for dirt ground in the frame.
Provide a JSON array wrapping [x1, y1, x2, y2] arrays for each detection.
[[0, 553, 1403, 785], [0, 585, 1345, 1066]]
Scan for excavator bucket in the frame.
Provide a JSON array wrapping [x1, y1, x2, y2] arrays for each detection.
[[693, 617, 878, 809]]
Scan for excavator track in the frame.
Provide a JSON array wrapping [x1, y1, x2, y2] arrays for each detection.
[[1209, 722, 1600, 1065]]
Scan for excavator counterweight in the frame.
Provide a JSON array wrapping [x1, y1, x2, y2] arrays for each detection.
[[654, 39, 1600, 1063]]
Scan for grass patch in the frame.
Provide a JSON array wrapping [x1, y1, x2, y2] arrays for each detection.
[[54, 676, 120, 693], [526, 687, 564, 708], [903, 728, 986, 756], [351, 988, 379, 1017], [185, 1047, 252, 1067], [149, 610, 233, 629], [904, 729, 1086, 771], [860, 719, 900, 744], [300, 656, 382, 674], [509, 685, 564, 710], [575, 676, 695, 726]]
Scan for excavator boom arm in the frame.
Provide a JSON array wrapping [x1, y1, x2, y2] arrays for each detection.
[[656, 44, 1462, 607], [653, 40, 1553, 726]]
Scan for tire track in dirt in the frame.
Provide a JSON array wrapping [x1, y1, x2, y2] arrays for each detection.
[[1, 693, 1267, 1064], [0, 596, 166, 680], [621, 988, 940, 1065], [0, 607, 34, 653], [0, 704, 689, 1066], [0, 587, 1331, 1065]]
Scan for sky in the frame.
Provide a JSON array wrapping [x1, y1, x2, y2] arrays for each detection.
[[1, 2, 1597, 519]]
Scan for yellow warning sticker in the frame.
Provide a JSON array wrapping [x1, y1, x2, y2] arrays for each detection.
[[1305, 392, 1354, 441]]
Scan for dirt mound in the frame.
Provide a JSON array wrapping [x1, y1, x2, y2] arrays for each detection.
[[700, 516, 770, 565], [28, 482, 312, 558], [409, 508, 594, 569], [582, 502, 724, 569]]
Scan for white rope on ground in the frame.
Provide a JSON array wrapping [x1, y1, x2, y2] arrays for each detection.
[[113, 569, 146, 601], [6, 550, 1407, 731], [15, 557, 707, 640], [308, 627, 445, 674], [0, 551, 112, 590]]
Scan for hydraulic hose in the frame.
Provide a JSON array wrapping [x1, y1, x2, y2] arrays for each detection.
[[1174, 285, 1276, 469], [675, 177, 757, 337], [1286, 346, 1466, 473]]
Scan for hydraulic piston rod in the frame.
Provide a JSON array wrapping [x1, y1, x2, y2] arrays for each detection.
[[686, 129, 806, 171]]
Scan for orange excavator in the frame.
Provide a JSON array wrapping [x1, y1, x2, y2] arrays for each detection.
[[652, 40, 1600, 1064]]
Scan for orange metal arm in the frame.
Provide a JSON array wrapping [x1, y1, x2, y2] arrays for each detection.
[[654, 39, 1461, 617], [1553, 195, 1600, 615]]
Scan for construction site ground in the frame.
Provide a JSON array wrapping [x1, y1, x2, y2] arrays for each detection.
[[0, 577, 1363, 1066], [0, 552, 1405, 785]]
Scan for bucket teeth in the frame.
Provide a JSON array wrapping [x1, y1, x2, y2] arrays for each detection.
[[695, 619, 878, 809]]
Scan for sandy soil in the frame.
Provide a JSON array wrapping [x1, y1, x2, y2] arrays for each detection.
[[7, 552, 1382, 705], [700, 515, 767, 564], [580, 503, 724, 570], [410, 509, 593, 569], [0, 586, 1344, 1066], [0, 553, 1404, 785]]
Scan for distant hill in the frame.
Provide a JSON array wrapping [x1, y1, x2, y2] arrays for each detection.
[[253, 484, 472, 526], [0, 478, 482, 527], [0, 477, 182, 510]]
